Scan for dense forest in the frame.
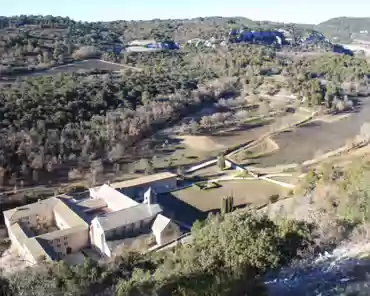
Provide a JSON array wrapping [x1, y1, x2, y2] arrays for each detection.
[[0, 14, 332, 76], [0, 25, 369, 188]]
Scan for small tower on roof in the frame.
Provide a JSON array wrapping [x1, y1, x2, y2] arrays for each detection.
[[143, 187, 157, 206]]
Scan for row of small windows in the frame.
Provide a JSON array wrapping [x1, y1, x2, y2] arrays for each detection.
[[53, 236, 68, 244], [55, 241, 69, 248]]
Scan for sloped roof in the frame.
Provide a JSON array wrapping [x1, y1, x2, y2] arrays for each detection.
[[97, 203, 162, 232], [4, 196, 87, 263], [110, 172, 177, 190], [128, 40, 156, 46], [37, 224, 88, 241], [53, 199, 88, 228], [125, 47, 161, 52], [4, 197, 58, 223], [9, 223, 55, 262], [9, 223, 29, 245], [3, 196, 85, 227], [151, 214, 171, 234], [76, 198, 107, 212], [97, 184, 138, 211], [23, 237, 54, 262]]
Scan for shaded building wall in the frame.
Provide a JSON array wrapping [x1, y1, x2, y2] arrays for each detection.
[[121, 177, 178, 200], [40, 228, 89, 259], [54, 211, 72, 230], [104, 217, 154, 241], [90, 219, 111, 257], [7, 225, 26, 258], [153, 221, 181, 246]]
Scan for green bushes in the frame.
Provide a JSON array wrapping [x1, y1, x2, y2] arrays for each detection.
[[114, 211, 313, 296], [2, 210, 314, 296]]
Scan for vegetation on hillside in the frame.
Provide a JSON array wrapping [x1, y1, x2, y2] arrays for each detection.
[[0, 14, 337, 76], [300, 158, 370, 225], [0, 35, 369, 189], [317, 17, 370, 43], [0, 69, 220, 186], [2, 14, 370, 296]]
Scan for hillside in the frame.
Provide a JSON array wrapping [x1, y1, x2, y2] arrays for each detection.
[[2, 13, 370, 296], [317, 17, 370, 43], [0, 15, 335, 77]]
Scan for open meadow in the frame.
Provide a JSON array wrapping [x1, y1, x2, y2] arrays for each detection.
[[158, 179, 287, 226], [248, 97, 370, 167]]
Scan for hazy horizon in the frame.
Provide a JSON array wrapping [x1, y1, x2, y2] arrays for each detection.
[[3, 0, 370, 24]]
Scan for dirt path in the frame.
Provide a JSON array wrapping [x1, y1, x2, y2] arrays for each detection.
[[97, 59, 143, 72]]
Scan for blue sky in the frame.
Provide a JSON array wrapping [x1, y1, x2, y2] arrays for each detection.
[[3, 0, 370, 24]]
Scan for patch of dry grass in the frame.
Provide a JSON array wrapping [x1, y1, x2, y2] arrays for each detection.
[[177, 135, 226, 152], [173, 180, 286, 212], [231, 137, 279, 164]]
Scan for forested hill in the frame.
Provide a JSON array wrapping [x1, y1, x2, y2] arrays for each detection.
[[317, 17, 370, 43], [0, 15, 313, 44], [6, 14, 370, 46], [0, 15, 317, 77]]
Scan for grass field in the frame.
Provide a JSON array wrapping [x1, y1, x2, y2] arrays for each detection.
[[157, 179, 287, 226], [144, 121, 271, 172], [172, 180, 286, 212], [231, 137, 279, 165], [253, 97, 370, 167]]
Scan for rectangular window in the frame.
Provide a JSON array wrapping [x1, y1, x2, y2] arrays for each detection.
[[64, 236, 67, 240], [64, 242, 68, 246], [57, 244, 61, 248]]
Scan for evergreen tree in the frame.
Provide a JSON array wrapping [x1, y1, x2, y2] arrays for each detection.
[[217, 153, 226, 170]]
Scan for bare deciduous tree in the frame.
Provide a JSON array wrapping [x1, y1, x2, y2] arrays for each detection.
[[359, 122, 370, 143]]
